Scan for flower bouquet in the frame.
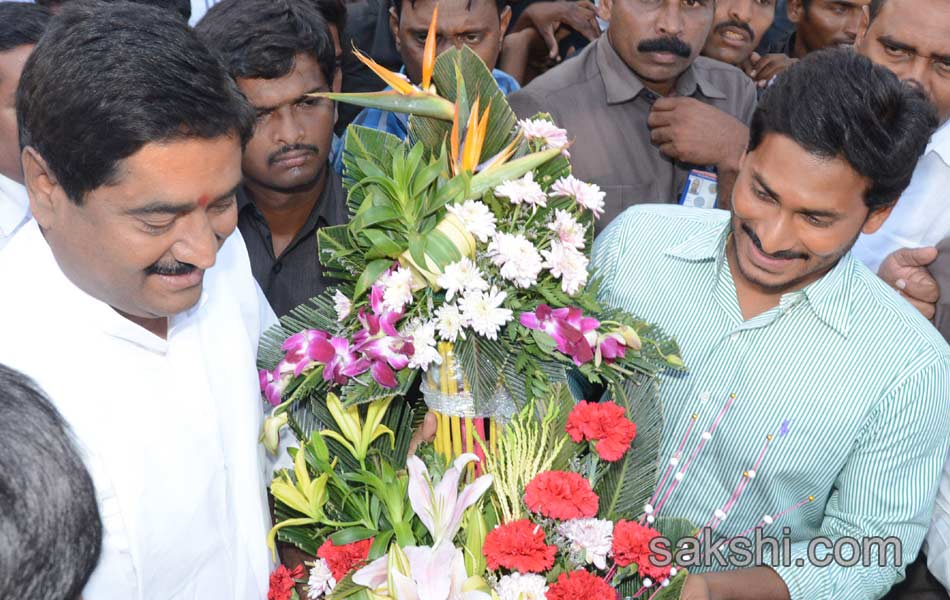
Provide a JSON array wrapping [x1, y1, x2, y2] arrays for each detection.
[[257, 7, 684, 462]]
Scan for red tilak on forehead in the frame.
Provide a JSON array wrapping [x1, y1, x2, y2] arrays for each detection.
[[197, 193, 211, 208]]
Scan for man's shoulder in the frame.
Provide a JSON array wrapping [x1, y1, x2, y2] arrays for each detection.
[[608, 204, 729, 239], [509, 43, 599, 113], [692, 56, 756, 106]]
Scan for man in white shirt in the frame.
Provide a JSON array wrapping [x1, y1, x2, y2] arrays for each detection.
[[1, 3, 278, 598], [0, 2, 49, 251]]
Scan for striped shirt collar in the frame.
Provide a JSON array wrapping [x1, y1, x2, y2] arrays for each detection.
[[665, 217, 856, 338]]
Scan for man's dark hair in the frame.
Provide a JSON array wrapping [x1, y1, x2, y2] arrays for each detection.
[[314, 0, 347, 33], [391, 0, 507, 21], [16, 1, 254, 205], [869, 0, 885, 21], [748, 49, 937, 211], [35, 0, 191, 20], [197, 0, 336, 85], [0, 3, 51, 53], [0, 364, 102, 599]]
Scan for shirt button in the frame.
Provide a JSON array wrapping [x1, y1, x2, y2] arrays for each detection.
[[272, 262, 283, 274], [698, 391, 710, 403], [729, 333, 740, 342]]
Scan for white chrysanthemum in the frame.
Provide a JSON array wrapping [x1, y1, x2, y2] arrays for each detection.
[[436, 257, 489, 301], [459, 286, 512, 340], [557, 518, 614, 570], [447, 200, 497, 244], [487, 233, 543, 289], [381, 267, 415, 312], [494, 573, 549, 600], [547, 209, 586, 250], [542, 241, 589, 296], [518, 118, 570, 155], [333, 290, 352, 322], [307, 559, 337, 599], [494, 172, 548, 208], [550, 175, 606, 219], [434, 303, 467, 342], [404, 319, 442, 370]]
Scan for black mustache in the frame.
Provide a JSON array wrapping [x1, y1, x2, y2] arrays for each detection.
[[268, 143, 319, 166], [146, 260, 197, 276], [638, 37, 692, 59], [742, 223, 809, 261], [713, 19, 755, 42]]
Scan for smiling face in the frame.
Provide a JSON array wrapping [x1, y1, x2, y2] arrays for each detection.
[[24, 135, 244, 321], [607, 0, 714, 96], [729, 133, 892, 293], [856, 0, 950, 124], [702, 0, 776, 66], [237, 52, 335, 199], [789, 0, 870, 55], [391, 0, 511, 85]]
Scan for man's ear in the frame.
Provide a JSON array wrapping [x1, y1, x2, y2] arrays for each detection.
[[598, 0, 613, 22], [389, 6, 402, 54], [863, 202, 896, 235], [855, 5, 871, 47], [498, 5, 513, 48], [787, 0, 804, 24], [21, 146, 65, 229]]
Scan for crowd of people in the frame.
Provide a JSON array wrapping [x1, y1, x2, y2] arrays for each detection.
[[1, 0, 950, 599]]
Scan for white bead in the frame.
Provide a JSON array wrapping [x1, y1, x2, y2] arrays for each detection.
[[647, 515, 655, 524], [747, 470, 756, 479], [643, 578, 653, 588], [662, 579, 670, 588], [702, 432, 712, 441], [670, 568, 678, 577], [714, 509, 726, 520], [674, 472, 685, 481], [644, 504, 655, 514], [669, 457, 680, 466], [763, 515, 774, 525], [699, 391, 710, 402]]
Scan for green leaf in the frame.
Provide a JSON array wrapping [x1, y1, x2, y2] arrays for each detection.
[[424, 228, 462, 267], [368, 529, 394, 560], [330, 527, 377, 545], [454, 336, 509, 414], [362, 228, 405, 260], [318, 225, 360, 273], [355, 259, 394, 299], [352, 205, 400, 230], [275, 524, 319, 556], [530, 328, 557, 353], [407, 234, 428, 271], [596, 376, 664, 520], [425, 172, 470, 218]]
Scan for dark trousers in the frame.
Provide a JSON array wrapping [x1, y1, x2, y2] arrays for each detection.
[[882, 555, 949, 600]]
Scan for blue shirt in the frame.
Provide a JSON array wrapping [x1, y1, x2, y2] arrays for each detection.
[[333, 68, 520, 175]]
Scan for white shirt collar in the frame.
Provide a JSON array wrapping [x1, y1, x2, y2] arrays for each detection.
[[927, 121, 950, 165], [0, 172, 30, 239]]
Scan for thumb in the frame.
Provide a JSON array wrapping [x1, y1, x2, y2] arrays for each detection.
[[541, 24, 559, 59], [895, 246, 939, 267]]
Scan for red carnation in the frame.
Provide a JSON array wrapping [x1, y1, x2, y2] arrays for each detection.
[[566, 401, 637, 462], [547, 570, 616, 600], [612, 520, 671, 582], [524, 471, 599, 520], [268, 564, 304, 600], [483, 519, 557, 573], [317, 538, 374, 581]]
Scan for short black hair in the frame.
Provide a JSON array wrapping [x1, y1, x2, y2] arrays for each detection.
[[749, 49, 938, 211], [35, 0, 191, 20], [17, 1, 254, 205], [869, 0, 886, 21], [391, 0, 507, 21], [314, 0, 347, 34], [197, 0, 336, 84], [0, 364, 102, 599], [0, 2, 51, 53]]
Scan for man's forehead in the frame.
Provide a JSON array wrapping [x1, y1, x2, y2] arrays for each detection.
[[403, 0, 498, 28], [237, 54, 329, 109], [872, 0, 950, 53]]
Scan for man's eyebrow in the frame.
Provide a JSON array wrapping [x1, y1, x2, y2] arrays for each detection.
[[255, 85, 331, 112], [799, 208, 841, 219], [877, 35, 917, 54], [126, 184, 241, 216], [752, 172, 779, 200]]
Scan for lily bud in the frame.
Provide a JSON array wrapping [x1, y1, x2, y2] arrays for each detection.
[[618, 325, 642, 350], [262, 412, 289, 455], [666, 354, 685, 368]]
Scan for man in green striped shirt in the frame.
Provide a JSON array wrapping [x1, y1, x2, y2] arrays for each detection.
[[592, 51, 950, 600]]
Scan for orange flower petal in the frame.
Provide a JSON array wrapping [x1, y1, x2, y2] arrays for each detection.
[[421, 5, 439, 91]]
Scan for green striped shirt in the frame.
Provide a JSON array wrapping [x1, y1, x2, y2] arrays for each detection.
[[592, 205, 950, 600]]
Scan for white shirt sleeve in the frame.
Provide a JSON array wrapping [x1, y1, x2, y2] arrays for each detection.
[[926, 447, 950, 592]]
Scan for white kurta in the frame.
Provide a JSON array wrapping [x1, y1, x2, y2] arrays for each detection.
[[0, 220, 278, 599], [0, 173, 30, 253]]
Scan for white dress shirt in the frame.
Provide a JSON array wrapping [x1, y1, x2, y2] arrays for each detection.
[[852, 121, 950, 273], [0, 221, 279, 599], [0, 172, 30, 252]]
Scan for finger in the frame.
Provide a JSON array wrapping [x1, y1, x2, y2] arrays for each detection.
[[650, 96, 680, 112], [647, 109, 673, 128], [755, 61, 788, 82], [575, 15, 601, 41], [649, 126, 672, 145], [894, 246, 939, 268], [539, 24, 559, 59], [901, 292, 937, 321], [658, 141, 678, 159]]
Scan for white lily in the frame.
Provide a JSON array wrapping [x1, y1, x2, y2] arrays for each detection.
[[406, 453, 492, 547], [354, 542, 491, 600]]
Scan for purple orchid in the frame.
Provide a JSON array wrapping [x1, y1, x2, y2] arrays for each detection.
[[321, 336, 371, 385], [280, 329, 335, 376], [259, 367, 287, 407], [520, 304, 601, 365], [358, 336, 415, 388]]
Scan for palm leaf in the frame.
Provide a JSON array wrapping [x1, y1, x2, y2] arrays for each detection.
[[596, 375, 664, 520], [342, 126, 405, 213], [454, 336, 510, 414]]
